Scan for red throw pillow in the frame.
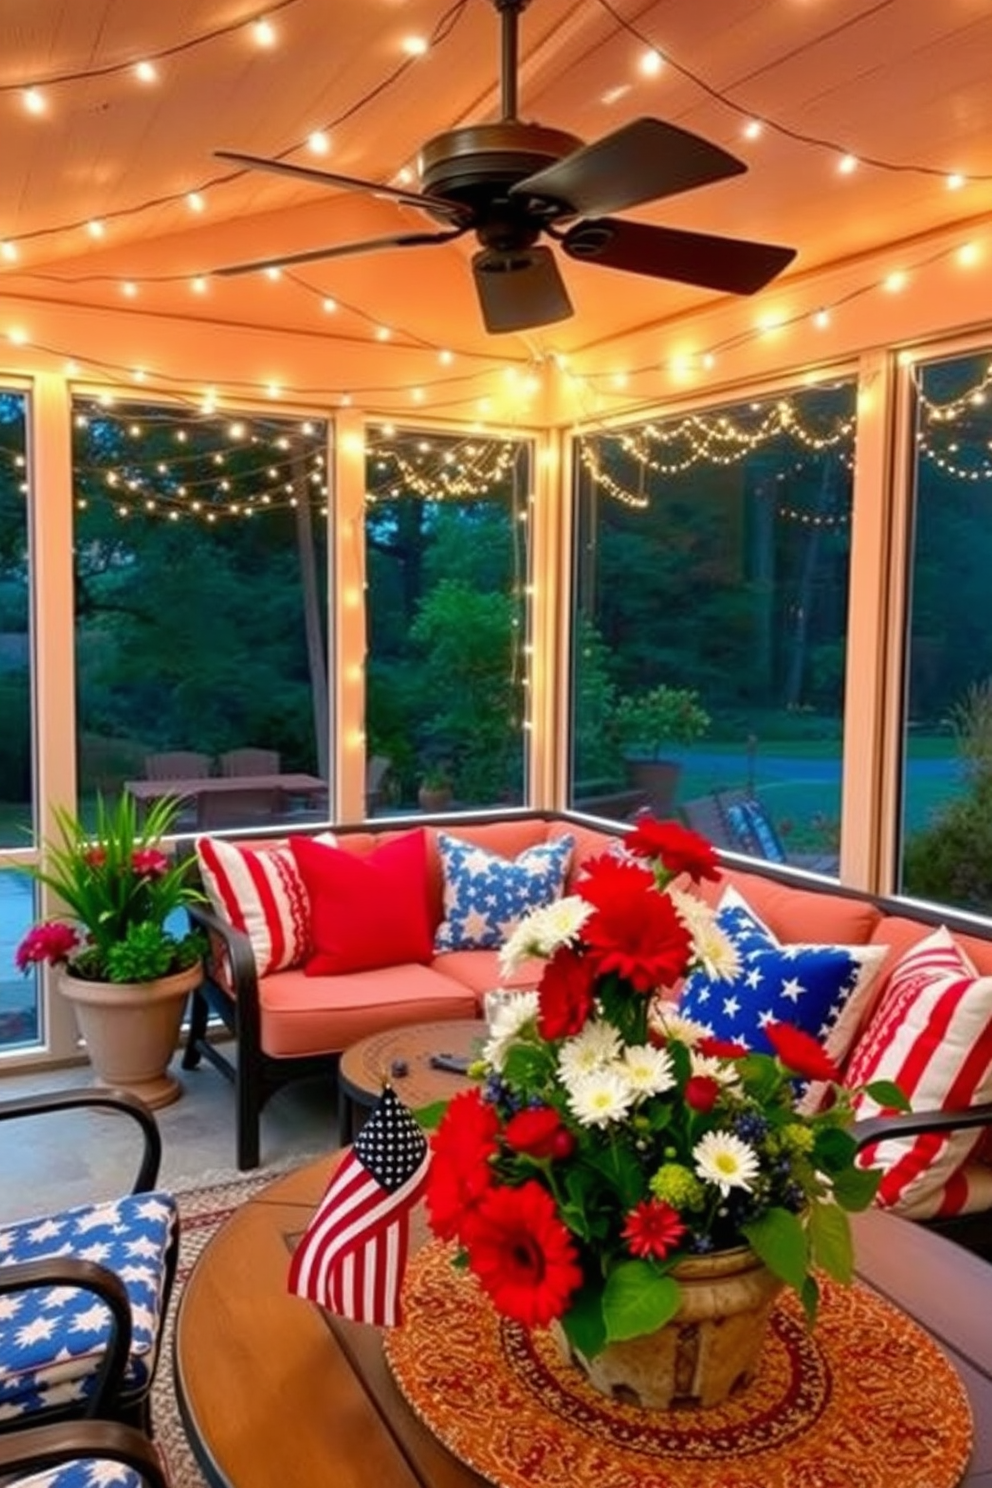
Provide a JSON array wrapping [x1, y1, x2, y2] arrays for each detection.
[[290, 830, 434, 975]]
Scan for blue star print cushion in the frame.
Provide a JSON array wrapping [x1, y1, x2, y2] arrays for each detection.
[[434, 833, 574, 952], [679, 885, 887, 1078]]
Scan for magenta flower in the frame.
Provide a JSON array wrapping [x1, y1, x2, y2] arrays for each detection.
[[15, 920, 80, 972], [131, 848, 170, 877]]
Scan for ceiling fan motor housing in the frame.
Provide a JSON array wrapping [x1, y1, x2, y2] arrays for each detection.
[[418, 121, 583, 249]]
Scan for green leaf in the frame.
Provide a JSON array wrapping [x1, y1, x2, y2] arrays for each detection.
[[812, 1125, 858, 1173], [830, 1164, 882, 1211], [413, 1099, 449, 1131], [581, 1140, 649, 1210], [602, 1260, 681, 1343], [559, 1281, 607, 1359], [863, 1078, 911, 1112], [740, 1207, 809, 1290], [799, 1272, 820, 1328], [807, 1200, 853, 1283], [502, 1041, 554, 1091]]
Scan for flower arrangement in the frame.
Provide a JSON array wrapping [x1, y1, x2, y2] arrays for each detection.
[[10, 793, 205, 984], [424, 816, 903, 1361]]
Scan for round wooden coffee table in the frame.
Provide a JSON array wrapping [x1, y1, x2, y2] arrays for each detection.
[[337, 1018, 488, 1142]]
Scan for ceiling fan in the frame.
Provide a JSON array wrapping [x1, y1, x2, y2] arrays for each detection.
[[214, 0, 796, 334]]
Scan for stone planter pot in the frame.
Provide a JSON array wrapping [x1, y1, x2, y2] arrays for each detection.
[[58, 962, 203, 1110], [553, 1247, 784, 1409]]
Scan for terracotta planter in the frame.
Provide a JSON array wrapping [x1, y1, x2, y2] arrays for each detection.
[[622, 758, 683, 816], [418, 784, 453, 812], [58, 962, 203, 1110], [553, 1247, 784, 1409]]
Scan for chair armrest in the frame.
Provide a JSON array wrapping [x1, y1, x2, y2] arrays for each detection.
[[188, 903, 259, 1001], [0, 1257, 132, 1419], [0, 1420, 167, 1488], [0, 1088, 161, 1193], [854, 1101, 992, 1149]]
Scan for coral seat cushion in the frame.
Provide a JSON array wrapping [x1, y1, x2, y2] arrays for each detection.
[[291, 829, 434, 975]]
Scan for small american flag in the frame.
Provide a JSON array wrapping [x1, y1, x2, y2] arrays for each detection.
[[288, 1085, 430, 1326]]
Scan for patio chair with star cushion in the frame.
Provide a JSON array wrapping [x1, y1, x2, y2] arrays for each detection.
[[0, 1419, 168, 1488], [0, 1089, 178, 1436]]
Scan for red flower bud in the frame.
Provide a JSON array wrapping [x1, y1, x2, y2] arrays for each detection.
[[504, 1107, 572, 1161], [684, 1074, 721, 1112]]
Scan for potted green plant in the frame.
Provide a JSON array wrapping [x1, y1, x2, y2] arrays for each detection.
[[9, 792, 206, 1108], [418, 764, 454, 813], [612, 684, 711, 815]]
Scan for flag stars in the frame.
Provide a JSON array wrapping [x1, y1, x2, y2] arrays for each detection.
[[779, 976, 806, 1003]]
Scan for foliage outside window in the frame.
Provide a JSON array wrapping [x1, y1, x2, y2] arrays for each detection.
[[364, 427, 530, 812], [570, 381, 857, 872], [71, 398, 330, 827], [900, 350, 992, 915], [0, 390, 37, 1051]]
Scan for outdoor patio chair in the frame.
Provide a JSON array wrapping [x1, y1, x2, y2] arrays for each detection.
[[0, 1088, 178, 1435], [218, 748, 281, 776], [0, 1419, 168, 1488], [143, 750, 212, 780]]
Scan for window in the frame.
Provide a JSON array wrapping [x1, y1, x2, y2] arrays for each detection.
[[570, 381, 857, 873], [364, 427, 531, 813], [72, 398, 330, 833], [900, 349, 992, 914], [0, 390, 36, 1050]]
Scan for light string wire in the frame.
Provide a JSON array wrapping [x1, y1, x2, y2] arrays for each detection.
[[590, 0, 992, 183], [1, 0, 470, 250]]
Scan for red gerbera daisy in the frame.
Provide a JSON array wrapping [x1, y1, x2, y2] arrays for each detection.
[[426, 1089, 500, 1243], [579, 858, 693, 993], [622, 1199, 687, 1259], [624, 816, 721, 883], [537, 945, 597, 1040], [465, 1180, 584, 1327]]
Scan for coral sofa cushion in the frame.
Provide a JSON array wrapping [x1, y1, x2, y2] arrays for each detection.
[[291, 828, 434, 976], [679, 886, 887, 1072], [431, 948, 545, 997], [258, 962, 477, 1058], [696, 865, 882, 947], [434, 832, 574, 952], [196, 834, 336, 976], [848, 926, 992, 1219]]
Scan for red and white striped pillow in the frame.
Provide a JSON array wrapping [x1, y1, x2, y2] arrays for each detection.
[[849, 926, 992, 1219], [196, 834, 336, 977]]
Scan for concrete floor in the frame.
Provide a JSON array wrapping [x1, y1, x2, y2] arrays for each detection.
[[0, 1043, 338, 1225]]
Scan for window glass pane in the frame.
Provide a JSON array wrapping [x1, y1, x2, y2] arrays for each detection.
[[364, 427, 531, 813], [901, 350, 992, 914], [571, 381, 857, 875], [72, 398, 330, 833], [0, 391, 36, 1052]]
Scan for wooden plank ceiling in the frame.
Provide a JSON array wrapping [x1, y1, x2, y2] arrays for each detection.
[[1, 0, 990, 371]]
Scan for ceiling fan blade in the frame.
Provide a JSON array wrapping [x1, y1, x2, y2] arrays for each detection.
[[214, 150, 470, 224], [214, 227, 468, 278], [512, 118, 746, 219], [471, 245, 573, 334], [560, 217, 796, 295]]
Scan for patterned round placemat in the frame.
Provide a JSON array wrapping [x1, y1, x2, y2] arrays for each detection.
[[385, 1242, 973, 1488]]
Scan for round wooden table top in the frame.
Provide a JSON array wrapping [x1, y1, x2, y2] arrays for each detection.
[[337, 1018, 488, 1122]]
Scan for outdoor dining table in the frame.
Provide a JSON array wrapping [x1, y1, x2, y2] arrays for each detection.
[[125, 773, 328, 825]]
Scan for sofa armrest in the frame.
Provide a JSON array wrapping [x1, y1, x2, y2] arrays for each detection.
[[854, 1101, 992, 1150], [0, 1087, 162, 1194]]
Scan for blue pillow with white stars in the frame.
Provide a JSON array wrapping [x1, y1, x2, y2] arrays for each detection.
[[434, 832, 574, 952], [679, 885, 887, 1072]]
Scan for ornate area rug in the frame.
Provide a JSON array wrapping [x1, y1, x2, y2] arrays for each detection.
[[153, 1164, 314, 1488], [386, 1241, 975, 1488]]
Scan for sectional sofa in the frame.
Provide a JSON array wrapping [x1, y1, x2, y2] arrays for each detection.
[[183, 811, 992, 1259]]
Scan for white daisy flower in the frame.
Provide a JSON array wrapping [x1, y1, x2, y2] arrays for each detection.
[[670, 889, 742, 984], [565, 1068, 636, 1128], [690, 1051, 742, 1088], [618, 1043, 677, 1099], [693, 1130, 760, 1195], [498, 896, 593, 974], [482, 991, 539, 1072], [648, 1004, 710, 1048], [557, 1019, 622, 1084]]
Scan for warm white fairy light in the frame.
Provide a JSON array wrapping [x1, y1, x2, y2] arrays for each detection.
[[7, 327, 28, 345], [813, 308, 831, 329], [438, 349, 453, 365], [375, 326, 391, 341], [946, 173, 965, 191], [1, 241, 18, 261], [322, 296, 337, 313], [743, 119, 763, 141], [837, 154, 858, 175], [883, 270, 907, 293], [639, 49, 664, 76], [191, 276, 208, 294], [87, 220, 105, 239], [264, 266, 282, 281], [266, 382, 281, 399], [253, 17, 276, 46], [23, 89, 46, 116], [134, 61, 157, 84], [186, 191, 205, 213], [402, 35, 429, 55], [958, 242, 980, 266], [121, 281, 138, 297]]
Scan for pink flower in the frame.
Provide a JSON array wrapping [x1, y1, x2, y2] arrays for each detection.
[[15, 921, 80, 972], [131, 848, 170, 877]]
